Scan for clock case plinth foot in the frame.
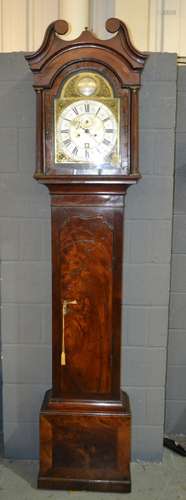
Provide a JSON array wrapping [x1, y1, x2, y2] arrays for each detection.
[[38, 389, 131, 493]]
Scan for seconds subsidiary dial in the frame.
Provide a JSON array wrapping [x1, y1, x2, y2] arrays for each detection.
[[56, 100, 118, 164]]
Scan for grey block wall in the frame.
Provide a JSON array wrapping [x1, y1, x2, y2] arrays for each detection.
[[0, 53, 177, 461], [122, 53, 177, 461], [0, 54, 51, 459], [165, 66, 186, 435], [0, 260, 2, 438]]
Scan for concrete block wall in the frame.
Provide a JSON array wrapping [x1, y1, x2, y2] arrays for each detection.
[[0, 53, 177, 460], [122, 53, 177, 460], [165, 65, 186, 435], [0, 54, 51, 458], [0, 261, 2, 438]]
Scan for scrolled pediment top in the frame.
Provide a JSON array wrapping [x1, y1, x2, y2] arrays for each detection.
[[25, 17, 147, 73]]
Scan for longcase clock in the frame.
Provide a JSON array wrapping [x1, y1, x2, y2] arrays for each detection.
[[25, 18, 147, 493]]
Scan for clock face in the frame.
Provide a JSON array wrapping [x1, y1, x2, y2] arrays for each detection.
[[56, 99, 118, 164]]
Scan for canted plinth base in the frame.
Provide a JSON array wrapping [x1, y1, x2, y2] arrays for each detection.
[[38, 390, 131, 493]]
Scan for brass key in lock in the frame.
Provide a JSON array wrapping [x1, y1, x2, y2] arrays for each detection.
[[61, 300, 77, 366]]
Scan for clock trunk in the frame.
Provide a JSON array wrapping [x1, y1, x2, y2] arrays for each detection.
[[51, 196, 123, 399]]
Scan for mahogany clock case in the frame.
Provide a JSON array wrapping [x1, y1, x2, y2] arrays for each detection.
[[25, 18, 147, 493]]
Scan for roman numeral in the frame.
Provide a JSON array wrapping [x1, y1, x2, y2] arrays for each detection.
[[105, 129, 113, 133], [103, 138, 111, 146], [64, 118, 72, 122], [96, 106, 101, 116], [85, 150, 89, 160], [103, 117, 110, 122], [61, 129, 69, 133], [63, 138, 71, 147], [72, 106, 79, 115], [84, 103, 90, 112], [72, 146, 78, 156]]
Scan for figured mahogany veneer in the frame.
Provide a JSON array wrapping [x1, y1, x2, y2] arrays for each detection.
[[25, 18, 147, 493], [51, 194, 124, 399], [39, 390, 131, 492]]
